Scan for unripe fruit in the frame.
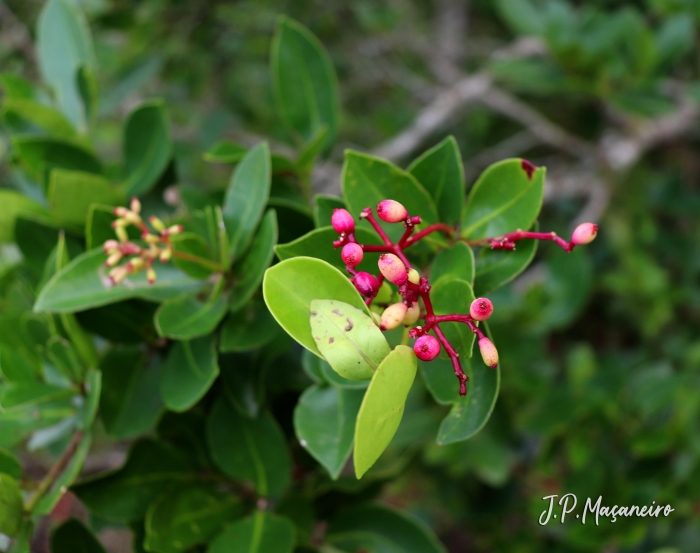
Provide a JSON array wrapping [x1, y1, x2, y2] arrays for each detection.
[[403, 302, 420, 326], [478, 337, 499, 368], [353, 272, 379, 297], [380, 302, 408, 330], [414, 335, 440, 361], [407, 268, 420, 284], [378, 254, 408, 285], [341, 243, 364, 267], [571, 222, 598, 245], [470, 298, 493, 321], [377, 199, 408, 223], [331, 208, 355, 234]]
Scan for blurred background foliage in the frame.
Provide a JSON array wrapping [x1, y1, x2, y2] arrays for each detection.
[[1, 0, 699, 552]]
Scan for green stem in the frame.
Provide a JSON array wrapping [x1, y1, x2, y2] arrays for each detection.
[[171, 250, 225, 272]]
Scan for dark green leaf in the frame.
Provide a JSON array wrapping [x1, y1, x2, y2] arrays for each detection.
[[408, 136, 465, 225], [220, 300, 281, 353], [171, 233, 216, 279], [297, 125, 329, 170], [0, 474, 24, 537], [203, 140, 246, 163], [76, 370, 100, 429], [220, 353, 265, 418], [45, 335, 84, 382], [0, 190, 49, 244], [14, 217, 60, 273], [52, 519, 106, 553], [494, 0, 544, 35], [77, 65, 98, 122], [271, 16, 340, 149], [430, 242, 475, 286], [208, 511, 296, 553], [12, 136, 102, 186], [2, 98, 78, 139], [0, 449, 22, 479], [159, 335, 219, 412], [294, 384, 364, 479], [123, 100, 173, 195], [85, 204, 137, 250], [313, 194, 345, 228], [207, 399, 291, 497], [75, 300, 157, 343], [155, 287, 228, 340], [431, 278, 476, 361]]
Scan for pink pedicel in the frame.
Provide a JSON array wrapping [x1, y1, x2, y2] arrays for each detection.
[[414, 334, 440, 361], [353, 272, 379, 297], [331, 208, 355, 234], [378, 253, 407, 285], [377, 199, 409, 223], [341, 242, 364, 267], [470, 298, 493, 321], [571, 222, 598, 245]]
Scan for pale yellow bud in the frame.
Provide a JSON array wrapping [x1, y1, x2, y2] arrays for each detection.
[[115, 225, 128, 243], [380, 302, 408, 331], [126, 258, 146, 273], [108, 265, 128, 285], [407, 268, 420, 284], [105, 252, 123, 267], [159, 248, 172, 263], [403, 302, 420, 326], [147, 266, 157, 284], [149, 216, 166, 233], [130, 197, 142, 214]]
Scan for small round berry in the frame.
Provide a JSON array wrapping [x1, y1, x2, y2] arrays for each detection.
[[377, 199, 408, 223], [414, 335, 440, 361], [571, 222, 598, 245], [353, 272, 379, 297], [378, 254, 408, 285], [469, 298, 493, 321], [407, 268, 420, 285], [331, 208, 355, 234], [403, 302, 421, 326], [341, 243, 364, 267], [380, 302, 408, 330], [478, 337, 499, 368]]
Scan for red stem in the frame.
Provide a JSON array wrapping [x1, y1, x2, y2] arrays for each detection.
[[467, 230, 574, 252], [403, 223, 454, 247]]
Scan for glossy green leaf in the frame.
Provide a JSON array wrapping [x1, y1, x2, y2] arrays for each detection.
[[155, 287, 228, 340], [263, 257, 369, 356], [73, 439, 196, 522], [37, 0, 96, 129], [157, 411, 212, 471], [45, 335, 83, 382], [342, 151, 439, 241], [313, 194, 346, 228], [123, 100, 173, 195], [474, 225, 538, 296], [160, 335, 219, 412], [220, 300, 281, 352], [271, 16, 339, 149], [208, 511, 296, 553], [100, 347, 163, 439], [408, 136, 465, 225], [145, 484, 243, 553], [222, 142, 271, 261], [52, 519, 105, 553], [354, 345, 417, 478], [12, 136, 101, 186], [294, 384, 364, 479], [327, 503, 446, 553], [34, 248, 200, 313], [297, 125, 329, 170], [207, 399, 291, 497], [0, 191, 48, 244], [0, 474, 23, 537], [430, 242, 475, 286], [273, 201, 314, 245], [220, 353, 265, 418], [310, 299, 390, 380], [229, 209, 278, 312], [431, 277, 476, 360], [203, 140, 246, 163], [461, 159, 545, 239], [2, 98, 77, 139], [59, 310, 98, 370], [0, 449, 22, 479], [274, 226, 381, 273], [14, 217, 60, 274]]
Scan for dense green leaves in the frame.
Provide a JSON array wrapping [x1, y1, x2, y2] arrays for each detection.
[[208, 512, 296, 553], [431, 278, 476, 360], [155, 287, 228, 340], [0, 449, 22, 479], [342, 151, 439, 241], [430, 242, 475, 286], [207, 399, 291, 497], [313, 195, 346, 228], [461, 159, 545, 239], [0, 191, 47, 243], [223, 142, 271, 261], [160, 335, 219, 412], [220, 301, 280, 352], [0, 474, 23, 537], [408, 136, 465, 225], [263, 257, 369, 356], [354, 346, 416, 478], [310, 299, 390, 380], [52, 519, 106, 553], [123, 100, 173, 195], [12, 136, 102, 185], [474, 226, 538, 296], [295, 385, 364, 479], [271, 17, 340, 149], [48, 170, 122, 226]]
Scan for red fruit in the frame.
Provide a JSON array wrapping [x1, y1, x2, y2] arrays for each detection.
[[469, 298, 493, 321], [353, 272, 379, 297], [331, 208, 355, 234], [341, 243, 364, 267], [377, 199, 408, 223], [414, 335, 440, 361]]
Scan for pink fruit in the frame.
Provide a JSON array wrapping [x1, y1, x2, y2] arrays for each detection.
[[414, 334, 440, 361]]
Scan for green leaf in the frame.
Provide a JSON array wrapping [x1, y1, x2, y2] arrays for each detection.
[[76, 369, 100, 429], [11, 136, 101, 186], [430, 242, 475, 286], [203, 140, 246, 163], [220, 353, 265, 418], [59, 311, 99, 371], [342, 151, 439, 242], [275, 226, 381, 273], [123, 100, 173, 195], [145, 484, 243, 553], [37, 0, 96, 129], [208, 511, 296, 553], [0, 449, 22, 479], [223, 142, 271, 261], [431, 278, 476, 360], [327, 503, 446, 553], [45, 335, 84, 382], [0, 73, 34, 99], [494, 0, 544, 35], [170, 233, 216, 279], [408, 136, 465, 225], [297, 125, 329, 170], [271, 16, 340, 149], [229, 209, 278, 312], [294, 384, 364, 479], [77, 65, 98, 122], [52, 519, 106, 553], [159, 335, 219, 412], [263, 257, 369, 357], [312, 194, 345, 228], [473, 224, 538, 296], [461, 159, 545, 239], [0, 474, 22, 537], [86, 204, 127, 250], [73, 439, 196, 522], [100, 347, 163, 439], [0, 191, 48, 244], [353, 345, 417, 478], [34, 248, 200, 313], [207, 399, 291, 497], [155, 288, 228, 340], [2, 98, 77, 139], [310, 299, 390, 380], [301, 349, 369, 389], [220, 300, 281, 353]]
